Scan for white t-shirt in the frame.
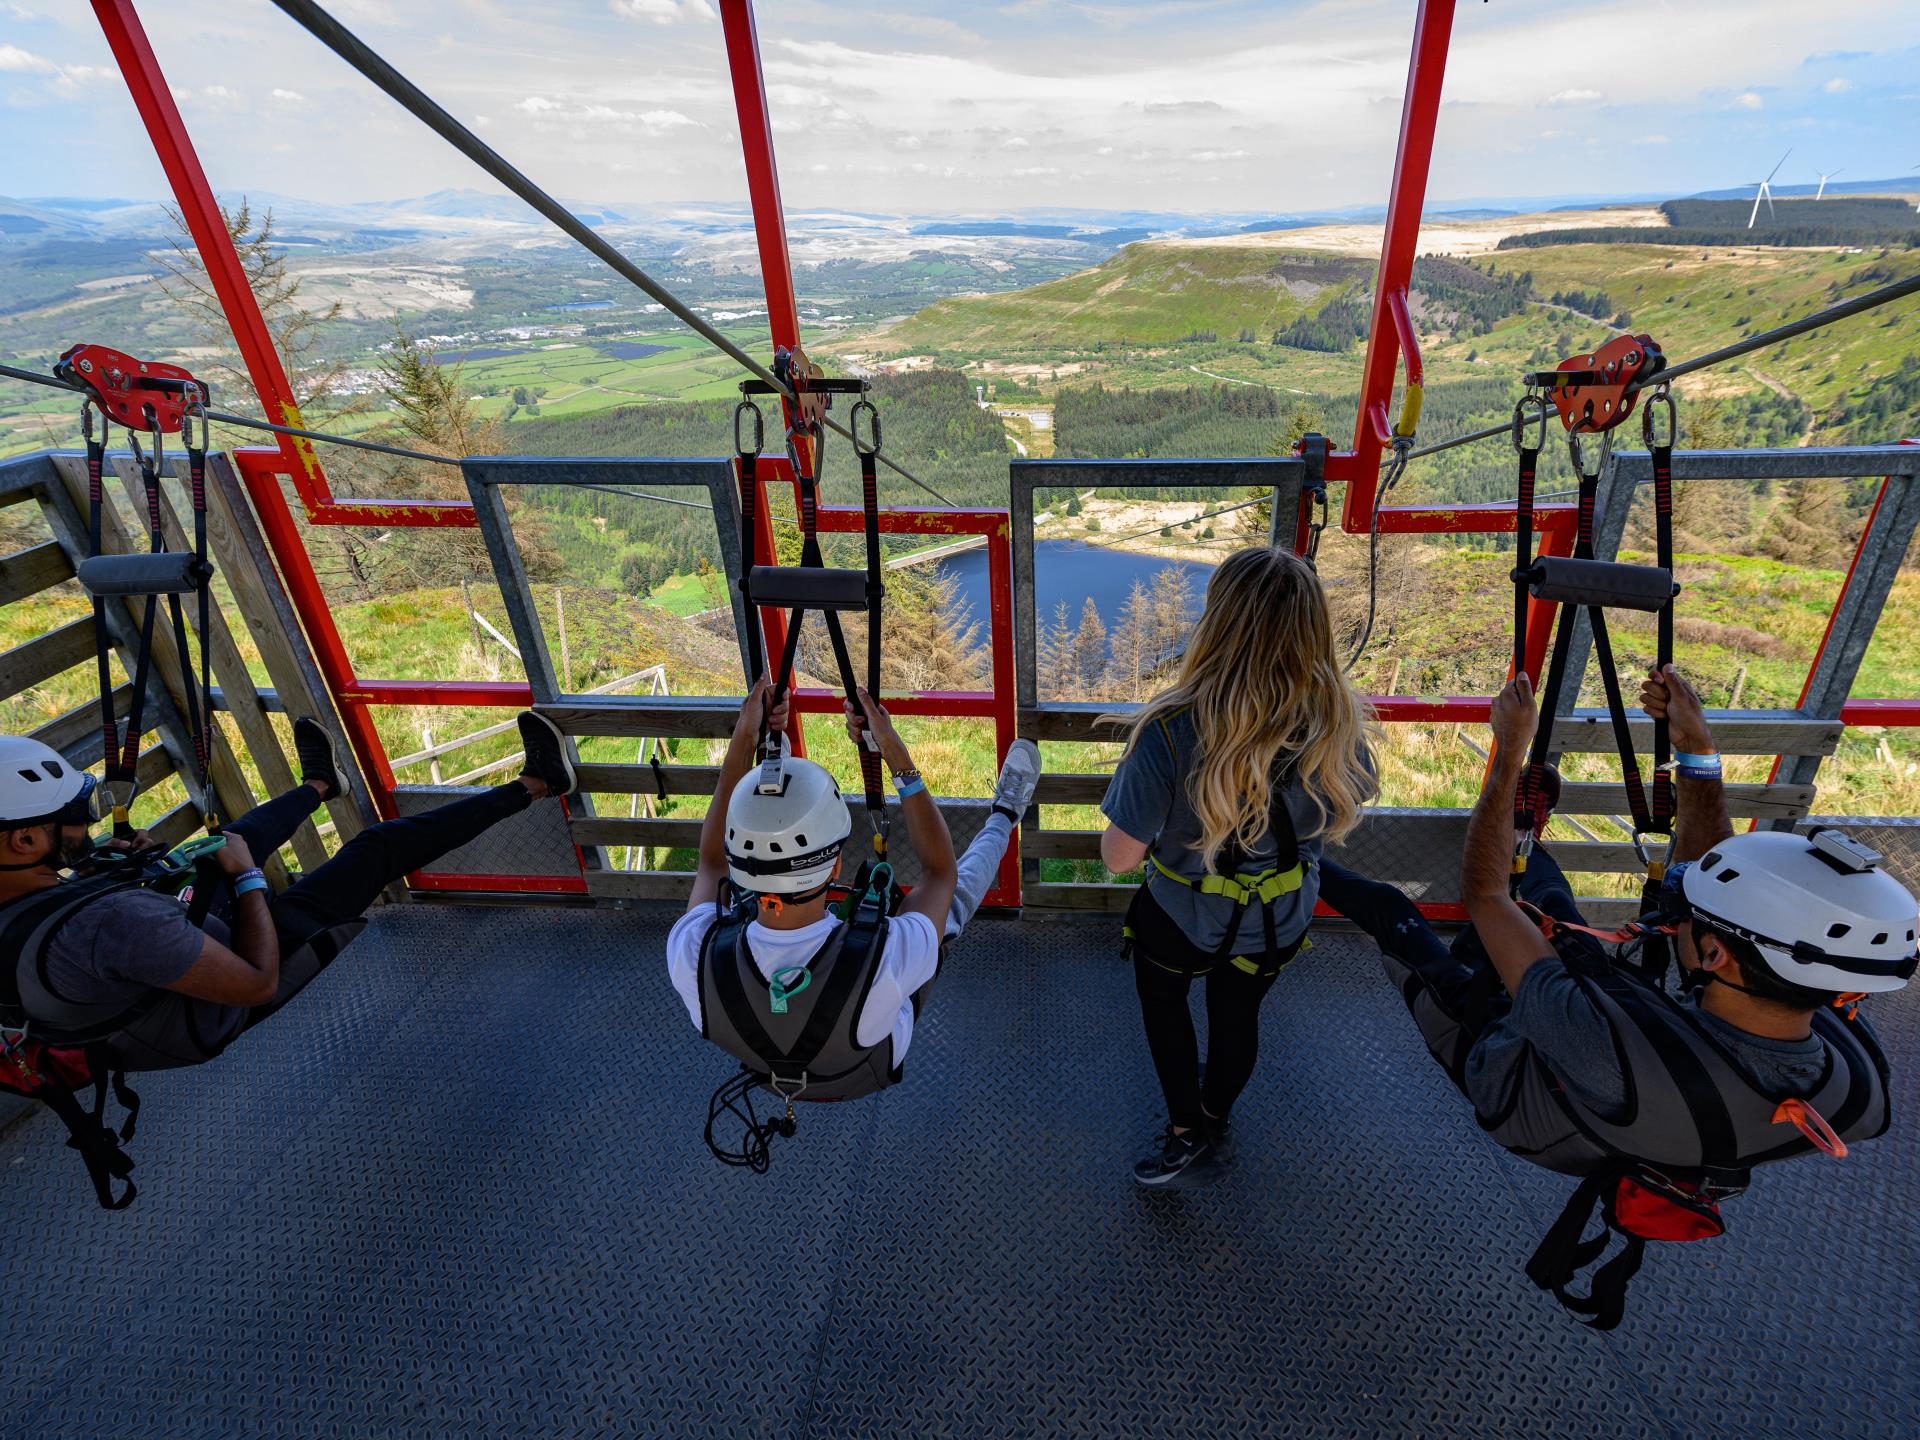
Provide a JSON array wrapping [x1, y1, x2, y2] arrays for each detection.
[[666, 905, 942, 1062]]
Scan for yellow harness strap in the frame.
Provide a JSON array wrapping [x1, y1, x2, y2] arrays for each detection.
[[1148, 851, 1305, 905]]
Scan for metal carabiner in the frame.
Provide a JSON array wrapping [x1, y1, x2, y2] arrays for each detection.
[[1640, 384, 1677, 450], [181, 381, 211, 454], [81, 398, 100, 447], [1512, 390, 1550, 454], [1567, 425, 1606, 483], [850, 397, 882, 458], [143, 402, 165, 481], [733, 398, 764, 459]]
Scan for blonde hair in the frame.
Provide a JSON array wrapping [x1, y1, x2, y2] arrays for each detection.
[[1118, 546, 1376, 871]]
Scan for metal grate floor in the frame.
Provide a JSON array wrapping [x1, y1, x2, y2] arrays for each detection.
[[2, 905, 1913, 1439]]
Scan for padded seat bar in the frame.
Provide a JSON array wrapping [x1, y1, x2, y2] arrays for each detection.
[[77, 552, 213, 597], [1519, 556, 1675, 613], [749, 564, 871, 612]]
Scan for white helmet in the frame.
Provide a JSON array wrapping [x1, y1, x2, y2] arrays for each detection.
[[724, 755, 851, 896], [0, 736, 93, 827], [1680, 828, 1918, 994]]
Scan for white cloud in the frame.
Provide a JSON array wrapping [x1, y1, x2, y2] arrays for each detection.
[[0, 43, 57, 73], [1633, 134, 1672, 146], [1823, 76, 1852, 93], [1192, 148, 1249, 162], [514, 95, 702, 136], [609, 0, 715, 25], [1011, 166, 1060, 176], [271, 88, 306, 104], [1731, 90, 1765, 110], [1004, 136, 1030, 148], [884, 15, 982, 45], [1547, 88, 1604, 105]]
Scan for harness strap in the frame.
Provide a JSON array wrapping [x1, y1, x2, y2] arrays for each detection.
[[34, 1062, 138, 1210], [786, 904, 884, 1073]]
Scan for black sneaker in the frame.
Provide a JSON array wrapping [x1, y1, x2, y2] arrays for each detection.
[[516, 711, 577, 797], [292, 716, 343, 799], [1131, 1126, 1218, 1189], [1204, 1116, 1234, 1166]]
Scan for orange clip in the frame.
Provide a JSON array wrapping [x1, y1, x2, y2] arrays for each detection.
[[1772, 1097, 1848, 1159]]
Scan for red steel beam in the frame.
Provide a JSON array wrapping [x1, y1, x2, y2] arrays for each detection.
[[90, 0, 475, 529], [1333, 0, 1455, 512]]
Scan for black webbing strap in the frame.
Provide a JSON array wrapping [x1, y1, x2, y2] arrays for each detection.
[[1524, 1171, 1642, 1332], [1509, 395, 1548, 882], [83, 406, 122, 821], [179, 402, 215, 825], [733, 399, 769, 687], [850, 399, 886, 835], [785, 907, 884, 1073], [33, 1056, 139, 1211], [708, 910, 786, 1069]]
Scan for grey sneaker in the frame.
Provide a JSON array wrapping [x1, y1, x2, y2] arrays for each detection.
[[516, 711, 577, 798], [1132, 1126, 1220, 1189], [990, 738, 1041, 822], [291, 717, 343, 799]]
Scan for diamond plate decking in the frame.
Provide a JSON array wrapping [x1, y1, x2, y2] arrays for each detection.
[[1, 907, 1913, 1439]]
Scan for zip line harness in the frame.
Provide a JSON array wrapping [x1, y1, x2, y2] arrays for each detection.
[[733, 348, 889, 871], [1, 833, 228, 1208], [1510, 333, 1679, 972], [52, 344, 219, 840]]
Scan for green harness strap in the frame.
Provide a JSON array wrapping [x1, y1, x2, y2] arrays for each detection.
[[1147, 851, 1304, 905]]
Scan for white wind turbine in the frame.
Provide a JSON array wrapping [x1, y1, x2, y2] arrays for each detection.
[[1814, 167, 1843, 200], [1746, 148, 1792, 228]]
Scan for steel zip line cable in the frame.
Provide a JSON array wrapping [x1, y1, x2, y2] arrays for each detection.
[[1385, 269, 1920, 465], [267, 0, 956, 508], [0, 360, 732, 518]]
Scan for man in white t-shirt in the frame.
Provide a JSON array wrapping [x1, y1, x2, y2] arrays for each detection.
[[666, 678, 1039, 1104]]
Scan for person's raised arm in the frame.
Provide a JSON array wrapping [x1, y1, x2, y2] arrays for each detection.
[[846, 687, 956, 929], [688, 677, 788, 913], [1640, 663, 1733, 863], [164, 835, 282, 1007], [1463, 674, 1556, 997]]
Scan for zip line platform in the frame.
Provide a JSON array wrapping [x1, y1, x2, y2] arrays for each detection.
[[1, 906, 1914, 1439]]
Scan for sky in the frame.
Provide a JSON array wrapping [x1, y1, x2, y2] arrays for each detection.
[[2, 0, 1917, 216]]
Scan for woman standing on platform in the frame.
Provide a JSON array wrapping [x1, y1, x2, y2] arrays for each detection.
[[1099, 546, 1375, 1188]]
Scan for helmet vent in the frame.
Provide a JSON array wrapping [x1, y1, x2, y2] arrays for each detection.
[[17, 770, 40, 784], [794, 833, 807, 847], [1828, 923, 1852, 939], [743, 840, 755, 851], [1715, 868, 1740, 883], [769, 841, 783, 853], [1871, 933, 1888, 946], [1701, 851, 1722, 871], [43, 761, 62, 778]]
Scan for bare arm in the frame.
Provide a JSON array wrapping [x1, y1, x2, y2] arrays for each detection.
[[1462, 674, 1556, 997], [1640, 663, 1733, 863], [688, 678, 787, 913], [164, 837, 281, 1007], [847, 687, 956, 928], [1101, 825, 1149, 875]]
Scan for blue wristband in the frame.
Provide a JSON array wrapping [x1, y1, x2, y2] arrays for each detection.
[[1673, 749, 1720, 769], [233, 869, 270, 898], [894, 776, 927, 799]]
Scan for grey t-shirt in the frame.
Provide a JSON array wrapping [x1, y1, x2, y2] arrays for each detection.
[[1100, 708, 1331, 955], [37, 885, 242, 1043], [1464, 952, 1831, 1122]]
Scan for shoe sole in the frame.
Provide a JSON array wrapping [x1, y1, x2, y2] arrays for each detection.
[[518, 712, 577, 797]]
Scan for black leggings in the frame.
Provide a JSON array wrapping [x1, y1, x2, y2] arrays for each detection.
[[1132, 928, 1303, 1133], [227, 781, 533, 1019]]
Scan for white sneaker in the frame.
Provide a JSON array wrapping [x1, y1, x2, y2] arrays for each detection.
[[990, 739, 1041, 820]]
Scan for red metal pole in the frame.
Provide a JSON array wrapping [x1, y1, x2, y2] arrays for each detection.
[[89, 0, 473, 530], [1333, 0, 1454, 517]]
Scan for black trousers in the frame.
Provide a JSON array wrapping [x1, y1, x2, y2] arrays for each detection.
[[1315, 847, 1596, 1088], [226, 781, 533, 1022], [1130, 890, 1305, 1133]]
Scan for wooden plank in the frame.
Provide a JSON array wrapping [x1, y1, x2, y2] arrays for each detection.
[[1557, 780, 1813, 820], [568, 816, 705, 848], [201, 453, 379, 853], [0, 457, 51, 509], [146, 799, 202, 853], [0, 540, 74, 607], [585, 870, 697, 901], [1023, 881, 1132, 914], [134, 744, 173, 794], [1034, 773, 1111, 806], [0, 616, 94, 697], [1019, 703, 1133, 743], [1022, 826, 1103, 860], [574, 761, 724, 796], [1543, 840, 1647, 873], [30, 683, 135, 762], [536, 700, 738, 739], [1550, 710, 1841, 757]]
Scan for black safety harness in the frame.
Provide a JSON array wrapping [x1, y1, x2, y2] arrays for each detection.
[[1511, 339, 1677, 961], [0, 837, 222, 1209], [732, 350, 888, 867]]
